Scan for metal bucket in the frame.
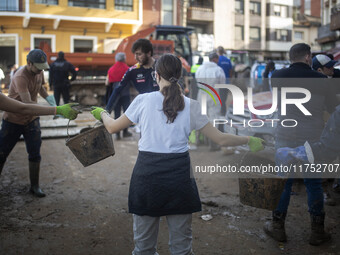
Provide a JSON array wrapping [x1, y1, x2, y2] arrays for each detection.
[[239, 174, 287, 210], [66, 124, 115, 167]]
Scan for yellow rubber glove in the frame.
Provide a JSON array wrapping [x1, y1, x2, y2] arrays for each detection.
[[91, 106, 106, 121], [248, 136, 265, 152], [56, 103, 79, 120]]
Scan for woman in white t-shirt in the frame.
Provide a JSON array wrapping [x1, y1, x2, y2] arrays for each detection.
[[91, 54, 264, 255]]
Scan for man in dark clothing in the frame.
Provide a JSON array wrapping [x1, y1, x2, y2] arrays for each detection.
[[106, 39, 159, 113], [264, 43, 336, 246], [49, 51, 77, 105]]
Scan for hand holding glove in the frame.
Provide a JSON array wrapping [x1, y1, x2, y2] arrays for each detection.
[[45, 95, 57, 106], [248, 136, 265, 152], [91, 106, 106, 121], [56, 103, 79, 120]]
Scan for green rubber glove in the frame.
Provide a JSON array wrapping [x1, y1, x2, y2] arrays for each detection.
[[91, 106, 106, 121], [248, 136, 265, 152], [46, 95, 57, 106], [56, 103, 79, 120]]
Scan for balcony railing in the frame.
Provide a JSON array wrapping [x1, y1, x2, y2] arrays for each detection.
[[0, 0, 24, 12], [189, 0, 213, 9], [317, 24, 337, 43], [187, 7, 214, 22], [68, 0, 106, 9], [331, 4, 340, 30]]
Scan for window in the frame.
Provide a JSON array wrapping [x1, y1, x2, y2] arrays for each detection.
[[35, 0, 58, 4], [115, 0, 133, 11], [68, 0, 106, 9], [189, 0, 213, 9], [235, 0, 244, 14], [34, 38, 52, 49], [324, 7, 330, 24], [276, 29, 288, 41], [274, 5, 288, 17], [162, 0, 173, 25], [235, 26, 244, 41], [31, 34, 56, 52], [281, 5, 287, 17], [74, 40, 93, 52], [294, 31, 304, 40], [249, 1, 261, 15], [304, 0, 311, 15], [0, 0, 19, 11], [0, 34, 19, 71], [294, 0, 301, 6], [250, 27, 260, 41], [71, 36, 97, 53]]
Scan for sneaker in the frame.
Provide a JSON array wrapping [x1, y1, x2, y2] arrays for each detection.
[[263, 220, 287, 242]]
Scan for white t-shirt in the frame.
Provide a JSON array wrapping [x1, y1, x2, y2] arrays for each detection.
[[125, 91, 209, 153]]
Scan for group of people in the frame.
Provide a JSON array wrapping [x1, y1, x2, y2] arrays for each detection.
[[0, 40, 265, 254], [2, 37, 339, 252], [104, 39, 159, 139], [91, 52, 264, 255]]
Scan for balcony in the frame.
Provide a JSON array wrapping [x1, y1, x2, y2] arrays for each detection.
[[187, 7, 214, 22], [331, 4, 340, 31], [0, 0, 24, 12], [317, 24, 337, 43]]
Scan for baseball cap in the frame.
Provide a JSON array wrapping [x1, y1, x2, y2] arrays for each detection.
[[27, 49, 49, 70], [312, 54, 337, 70]]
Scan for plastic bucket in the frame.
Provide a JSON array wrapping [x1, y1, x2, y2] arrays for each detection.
[[66, 125, 115, 167], [239, 174, 287, 210]]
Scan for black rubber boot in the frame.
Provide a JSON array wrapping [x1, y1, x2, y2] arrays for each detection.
[[263, 211, 287, 242], [29, 161, 46, 198], [309, 214, 331, 246]]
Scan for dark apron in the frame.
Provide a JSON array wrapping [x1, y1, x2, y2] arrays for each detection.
[[128, 151, 202, 217]]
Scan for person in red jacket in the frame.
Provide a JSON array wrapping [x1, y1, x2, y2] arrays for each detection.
[[105, 52, 131, 139]]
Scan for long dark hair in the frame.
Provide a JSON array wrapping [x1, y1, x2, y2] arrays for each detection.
[[155, 54, 184, 123]]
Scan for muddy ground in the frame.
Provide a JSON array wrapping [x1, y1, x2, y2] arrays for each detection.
[[0, 119, 339, 255]]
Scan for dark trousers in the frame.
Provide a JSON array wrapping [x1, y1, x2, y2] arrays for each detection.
[[114, 95, 130, 120], [106, 84, 114, 105], [0, 118, 42, 163], [275, 139, 324, 216], [114, 95, 130, 133], [219, 88, 228, 116], [54, 84, 70, 106]]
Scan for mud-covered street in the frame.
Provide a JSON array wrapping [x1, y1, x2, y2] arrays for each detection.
[[0, 124, 339, 254]]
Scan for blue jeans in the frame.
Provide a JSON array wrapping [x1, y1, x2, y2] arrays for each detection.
[[275, 139, 324, 216], [114, 95, 130, 120], [0, 118, 42, 163]]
